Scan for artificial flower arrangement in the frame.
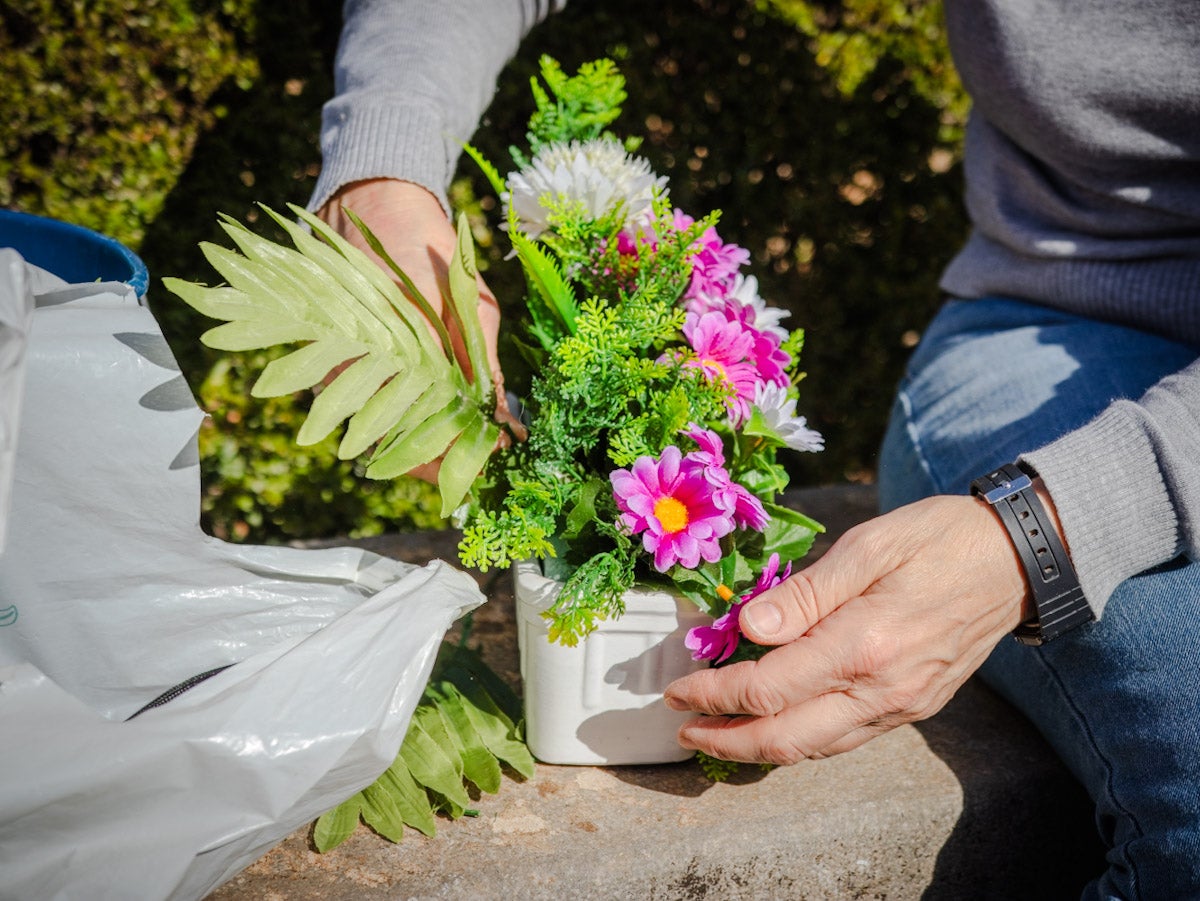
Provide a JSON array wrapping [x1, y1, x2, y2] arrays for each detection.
[[455, 56, 825, 661], [165, 55, 824, 843]]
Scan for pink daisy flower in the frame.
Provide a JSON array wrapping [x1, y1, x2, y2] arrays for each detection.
[[610, 446, 736, 572], [682, 311, 761, 424], [685, 554, 794, 662], [747, 326, 791, 389], [674, 210, 750, 303], [681, 424, 768, 531]]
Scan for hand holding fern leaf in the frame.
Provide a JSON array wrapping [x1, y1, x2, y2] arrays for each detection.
[[165, 194, 520, 518], [318, 178, 526, 464]]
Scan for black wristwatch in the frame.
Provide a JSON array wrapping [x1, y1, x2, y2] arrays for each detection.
[[970, 461, 1094, 645]]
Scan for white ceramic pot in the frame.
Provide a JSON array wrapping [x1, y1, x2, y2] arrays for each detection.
[[513, 559, 712, 765]]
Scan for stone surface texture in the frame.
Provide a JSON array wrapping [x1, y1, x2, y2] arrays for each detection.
[[207, 485, 1103, 900]]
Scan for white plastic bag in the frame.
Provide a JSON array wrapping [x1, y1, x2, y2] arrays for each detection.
[[0, 256, 483, 900], [0, 251, 34, 552]]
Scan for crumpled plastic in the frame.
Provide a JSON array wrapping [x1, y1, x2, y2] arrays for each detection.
[[0, 251, 483, 900], [0, 250, 34, 552]]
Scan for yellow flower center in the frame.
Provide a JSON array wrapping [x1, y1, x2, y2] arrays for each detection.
[[653, 496, 690, 533], [701, 358, 729, 382]]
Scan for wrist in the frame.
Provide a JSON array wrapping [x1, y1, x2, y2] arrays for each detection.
[[321, 178, 448, 226], [970, 461, 1094, 645]]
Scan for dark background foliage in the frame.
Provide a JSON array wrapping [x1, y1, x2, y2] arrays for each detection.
[[2, 0, 967, 542]]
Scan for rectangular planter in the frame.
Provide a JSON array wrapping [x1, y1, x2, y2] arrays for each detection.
[[513, 559, 712, 765]]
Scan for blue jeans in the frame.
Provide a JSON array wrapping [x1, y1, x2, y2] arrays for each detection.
[[878, 297, 1200, 901]]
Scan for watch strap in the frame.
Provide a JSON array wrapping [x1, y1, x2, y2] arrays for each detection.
[[970, 462, 1094, 645]]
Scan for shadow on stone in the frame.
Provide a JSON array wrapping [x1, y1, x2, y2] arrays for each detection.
[[912, 680, 1106, 899]]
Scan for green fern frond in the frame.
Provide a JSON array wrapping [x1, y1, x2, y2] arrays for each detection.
[[164, 203, 503, 516], [312, 641, 533, 852]]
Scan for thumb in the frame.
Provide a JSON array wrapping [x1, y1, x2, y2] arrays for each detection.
[[738, 527, 883, 645]]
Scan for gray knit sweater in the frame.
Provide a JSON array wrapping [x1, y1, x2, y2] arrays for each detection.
[[312, 0, 1200, 618]]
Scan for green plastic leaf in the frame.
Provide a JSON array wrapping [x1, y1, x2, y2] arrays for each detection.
[[509, 229, 578, 338], [562, 477, 605, 540], [377, 759, 438, 837], [668, 562, 725, 616], [335, 206, 456, 361], [167, 205, 509, 507], [339, 365, 437, 460], [444, 212, 493, 404], [366, 403, 474, 480], [313, 794, 362, 852], [296, 353, 400, 446], [399, 718, 473, 811], [719, 547, 754, 593], [198, 242, 303, 321], [430, 683, 503, 794], [459, 687, 536, 779], [160, 280, 260, 322], [742, 406, 787, 446], [263, 206, 421, 351], [216, 217, 345, 332], [436, 416, 500, 517], [761, 501, 825, 567], [200, 318, 317, 352], [360, 781, 411, 844], [251, 338, 367, 398], [462, 141, 507, 198], [357, 378, 458, 461]]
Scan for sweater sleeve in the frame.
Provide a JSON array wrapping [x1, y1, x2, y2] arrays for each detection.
[[308, 0, 566, 215], [1022, 356, 1200, 617]]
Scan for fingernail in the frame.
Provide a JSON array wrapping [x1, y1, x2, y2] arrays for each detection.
[[742, 600, 782, 637], [664, 694, 688, 712]]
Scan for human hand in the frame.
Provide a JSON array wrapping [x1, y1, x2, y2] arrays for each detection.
[[663, 493, 1039, 764], [317, 178, 524, 479]]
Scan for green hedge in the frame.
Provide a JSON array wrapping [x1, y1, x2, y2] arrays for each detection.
[[2, 0, 967, 543]]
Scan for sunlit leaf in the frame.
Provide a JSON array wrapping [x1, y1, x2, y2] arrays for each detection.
[[377, 759, 438, 837], [200, 318, 317, 351], [251, 339, 367, 398], [399, 718, 472, 811], [313, 794, 362, 852], [339, 366, 437, 460], [437, 417, 501, 517], [366, 404, 475, 481], [297, 354, 400, 446], [444, 212, 493, 404]]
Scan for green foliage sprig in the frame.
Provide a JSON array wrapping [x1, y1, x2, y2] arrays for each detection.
[[514, 55, 638, 168]]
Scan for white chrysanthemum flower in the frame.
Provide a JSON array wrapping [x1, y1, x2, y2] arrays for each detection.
[[754, 381, 824, 453], [729, 275, 791, 341], [503, 138, 668, 239]]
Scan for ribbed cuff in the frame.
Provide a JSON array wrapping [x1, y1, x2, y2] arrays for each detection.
[[1023, 402, 1180, 617], [307, 99, 452, 216]]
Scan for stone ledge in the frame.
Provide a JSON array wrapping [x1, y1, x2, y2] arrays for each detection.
[[208, 485, 1103, 900]]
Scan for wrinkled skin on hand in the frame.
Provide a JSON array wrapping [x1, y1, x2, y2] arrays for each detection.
[[318, 178, 523, 480], [664, 493, 1043, 765]]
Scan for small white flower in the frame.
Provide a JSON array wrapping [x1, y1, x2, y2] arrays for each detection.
[[754, 381, 824, 452], [503, 138, 668, 239], [730, 275, 790, 341]]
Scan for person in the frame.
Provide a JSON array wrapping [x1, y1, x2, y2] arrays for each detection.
[[310, 2, 1200, 897]]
